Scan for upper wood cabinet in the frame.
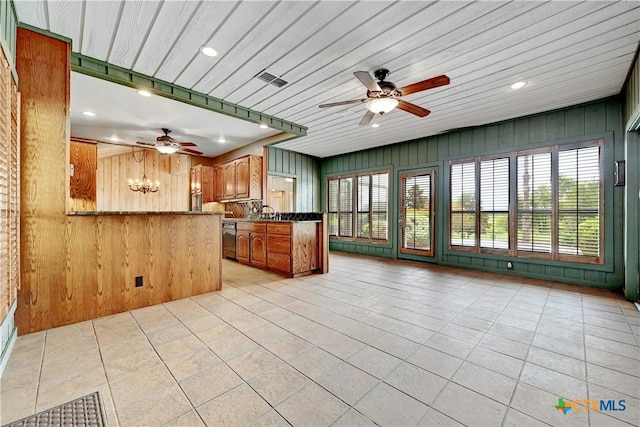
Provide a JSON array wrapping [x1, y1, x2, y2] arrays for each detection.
[[190, 164, 214, 203], [214, 166, 224, 201], [215, 155, 262, 201], [69, 140, 97, 211]]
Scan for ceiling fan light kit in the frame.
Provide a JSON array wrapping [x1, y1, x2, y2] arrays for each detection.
[[136, 128, 203, 156], [366, 98, 398, 115], [155, 143, 179, 154], [319, 68, 450, 125]]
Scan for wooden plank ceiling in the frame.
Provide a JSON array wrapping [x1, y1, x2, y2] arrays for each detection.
[[15, 1, 640, 158]]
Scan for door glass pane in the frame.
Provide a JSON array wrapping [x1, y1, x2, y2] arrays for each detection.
[[402, 173, 432, 251]]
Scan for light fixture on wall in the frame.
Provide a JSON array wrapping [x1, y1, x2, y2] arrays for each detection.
[[366, 98, 398, 115], [128, 149, 159, 194]]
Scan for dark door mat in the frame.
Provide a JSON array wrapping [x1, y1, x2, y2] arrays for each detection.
[[3, 391, 108, 427]]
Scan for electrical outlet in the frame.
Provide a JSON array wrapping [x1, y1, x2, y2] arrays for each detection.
[[507, 261, 513, 270], [135, 276, 143, 287]]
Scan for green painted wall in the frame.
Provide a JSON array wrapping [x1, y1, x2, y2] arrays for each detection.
[[321, 98, 626, 290], [622, 49, 640, 301], [267, 146, 321, 212]]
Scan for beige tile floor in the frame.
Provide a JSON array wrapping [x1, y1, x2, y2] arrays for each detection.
[[1, 252, 639, 426]]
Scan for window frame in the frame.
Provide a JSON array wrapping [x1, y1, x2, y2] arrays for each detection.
[[326, 169, 390, 244], [448, 139, 604, 264]]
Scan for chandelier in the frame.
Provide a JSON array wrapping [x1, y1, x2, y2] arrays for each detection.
[[128, 149, 159, 194]]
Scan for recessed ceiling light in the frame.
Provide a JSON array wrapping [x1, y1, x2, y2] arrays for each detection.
[[138, 90, 152, 97], [510, 81, 527, 90], [217, 137, 226, 143], [109, 136, 119, 142], [259, 124, 269, 129], [371, 123, 380, 128], [83, 111, 95, 117], [200, 45, 218, 57]]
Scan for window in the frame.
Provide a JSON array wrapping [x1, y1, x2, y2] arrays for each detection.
[[327, 170, 389, 242], [449, 140, 603, 263]]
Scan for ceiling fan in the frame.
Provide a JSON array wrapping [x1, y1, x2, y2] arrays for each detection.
[[137, 128, 203, 155], [319, 69, 450, 125]]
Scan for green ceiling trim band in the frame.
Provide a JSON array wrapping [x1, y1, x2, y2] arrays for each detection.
[[71, 53, 307, 137]]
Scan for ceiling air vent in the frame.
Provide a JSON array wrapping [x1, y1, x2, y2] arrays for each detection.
[[256, 70, 288, 88]]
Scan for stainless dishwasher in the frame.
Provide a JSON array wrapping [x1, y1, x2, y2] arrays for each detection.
[[222, 221, 237, 260]]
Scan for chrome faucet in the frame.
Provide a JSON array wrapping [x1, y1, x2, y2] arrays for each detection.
[[262, 205, 278, 220]]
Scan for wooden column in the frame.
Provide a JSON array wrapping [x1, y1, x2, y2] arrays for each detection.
[[16, 28, 71, 333]]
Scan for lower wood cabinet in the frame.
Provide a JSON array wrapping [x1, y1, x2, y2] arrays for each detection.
[[236, 223, 267, 268]]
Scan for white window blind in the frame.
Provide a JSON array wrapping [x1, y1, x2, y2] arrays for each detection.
[[480, 158, 510, 249], [450, 162, 476, 247], [517, 153, 552, 253], [558, 146, 600, 257]]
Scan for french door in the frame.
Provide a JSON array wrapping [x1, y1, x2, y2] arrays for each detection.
[[399, 170, 435, 257]]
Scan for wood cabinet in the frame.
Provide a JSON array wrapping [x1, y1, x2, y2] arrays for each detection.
[[191, 164, 214, 203], [214, 155, 262, 201], [214, 165, 224, 201], [236, 222, 267, 268], [236, 221, 320, 277]]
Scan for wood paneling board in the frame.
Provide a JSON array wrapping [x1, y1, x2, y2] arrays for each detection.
[[96, 150, 188, 212], [178, 1, 277, 90], [80, 0, 123, 59], [47, 1, 82, 51], [322, 98, 625, 289], [17, 27, 70, 334], [107, 0, 162, 69], [16, 29, 222, 335]]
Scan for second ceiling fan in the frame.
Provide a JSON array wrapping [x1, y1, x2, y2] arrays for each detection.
[[137, 128, 203, 155], [319, 69, 450, 125]]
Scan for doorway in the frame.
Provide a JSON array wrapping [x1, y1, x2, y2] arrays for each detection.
[[399, 170, 436, 258]]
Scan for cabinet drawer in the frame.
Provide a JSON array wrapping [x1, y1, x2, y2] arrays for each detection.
[[267, 223, 291, 235], [267, 235, 291, 254], [237, 222, 267, 233], [267, 253, 291, 273]]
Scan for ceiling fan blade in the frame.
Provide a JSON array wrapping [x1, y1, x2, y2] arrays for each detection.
[[180, 148, 203, 156], [136, 141, 156, 146], [319, 99, 368, 108], [178, 142, 197, 147], [354, 71, 381, 92], [397, 100, 431, 117], [359, 110, 375, 126], [397, 75, 450, 96]]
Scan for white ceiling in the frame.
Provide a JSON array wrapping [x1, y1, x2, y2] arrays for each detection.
[[15, 1, 640, 159]]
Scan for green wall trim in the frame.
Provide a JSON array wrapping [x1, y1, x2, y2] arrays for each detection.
[[71, 53, 307, 138]]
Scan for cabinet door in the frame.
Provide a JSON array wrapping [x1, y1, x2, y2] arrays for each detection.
[[224, 162, 236, 199], [214, 166, 224, 201], [250, 232, 267, 268], [236, 231, 250, 264], [235, 157, 250, 199], [201, 165, 215, 203]]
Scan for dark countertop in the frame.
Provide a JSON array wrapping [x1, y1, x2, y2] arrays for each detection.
[[223, 212, 324, 223], [69, 211, 231, 216]]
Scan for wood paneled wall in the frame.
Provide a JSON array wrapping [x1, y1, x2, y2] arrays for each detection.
[[17, 28, 222, 335], [97, 149, 189, 211], [267, 146, 321, 212]]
